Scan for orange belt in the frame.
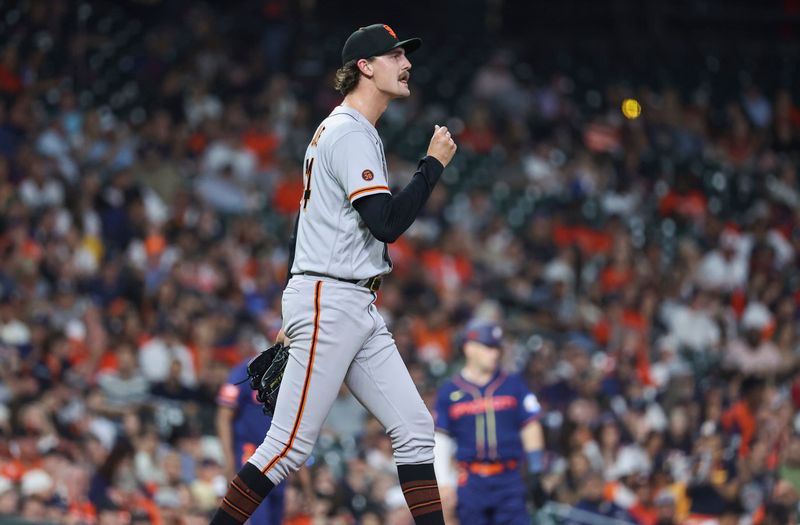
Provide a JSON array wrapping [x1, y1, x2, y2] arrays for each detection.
[[461, 460, 519, 477]]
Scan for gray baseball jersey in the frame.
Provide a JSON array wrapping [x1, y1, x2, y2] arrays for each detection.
[[290, 105, 392, 280], [247, 105, 434, 486]]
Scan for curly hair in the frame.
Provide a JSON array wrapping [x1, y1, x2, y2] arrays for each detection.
[[334, 59, 371, 95]]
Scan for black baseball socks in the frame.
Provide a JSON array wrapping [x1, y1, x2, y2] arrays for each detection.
[[210, 463, 274, 524], [212, 461, 444, 524], [397, 463, 445, 524]]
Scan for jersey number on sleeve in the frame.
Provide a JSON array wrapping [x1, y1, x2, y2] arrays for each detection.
[[303, 157, 314, 210]]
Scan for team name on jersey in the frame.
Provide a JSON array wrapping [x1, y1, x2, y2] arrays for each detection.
[[310, 124, 326, 147], [449, 395, 517, 419]]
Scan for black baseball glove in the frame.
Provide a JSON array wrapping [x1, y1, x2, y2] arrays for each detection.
[[246, 342, 290, 416]]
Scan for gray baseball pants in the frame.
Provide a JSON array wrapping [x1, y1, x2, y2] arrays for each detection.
[[248, 275, 434, 484]]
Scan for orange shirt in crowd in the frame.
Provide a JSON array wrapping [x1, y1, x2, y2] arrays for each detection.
[[387, 236, 414, 279], [634, 346, 654, 387], [66, 501, 97, 523], [188, 132, 208, 154], [553, 224, 612, 255], [421, 249, 473, 292], [1, 457, 43, 482], [411, 317, 453, 362], [600, 266, 634, 294], [272, 176, 304, 216], [134, 493, 163, 525], [721, 400, 756, 457], [95, 351, 118, 373], [242, 128, 280, 169], [603, 481, 657, 525], [591, 311, 646, 347], [658, 190, 707, 221], [283, 515, 312, 525], [628, 502, 658, 525], [214, 344, 242, 368]]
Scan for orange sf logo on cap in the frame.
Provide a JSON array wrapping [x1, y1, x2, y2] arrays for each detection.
[[383, 25, 397, 39]]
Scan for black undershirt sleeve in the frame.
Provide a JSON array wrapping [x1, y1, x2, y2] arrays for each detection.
[[352, 156, 444, 243]]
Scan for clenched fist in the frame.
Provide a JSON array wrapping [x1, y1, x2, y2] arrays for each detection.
[[427, 124, 457, 168]]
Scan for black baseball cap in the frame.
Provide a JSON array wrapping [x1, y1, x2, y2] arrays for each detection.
[[341, 24, 422, 65]]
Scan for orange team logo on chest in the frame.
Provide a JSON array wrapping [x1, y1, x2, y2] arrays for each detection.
[[383, 25, 397, 38], [362, 169, 374, 181]]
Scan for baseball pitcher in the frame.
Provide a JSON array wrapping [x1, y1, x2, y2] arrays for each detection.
[[211, 23, 457, 525]]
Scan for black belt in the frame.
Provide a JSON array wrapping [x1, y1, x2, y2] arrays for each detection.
[[299, 271, 383, 292]]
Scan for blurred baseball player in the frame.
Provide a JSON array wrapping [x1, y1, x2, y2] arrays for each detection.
[[211, 23, 456, 525], [434, 320, 546, 525], [216, 335, 285, 525]]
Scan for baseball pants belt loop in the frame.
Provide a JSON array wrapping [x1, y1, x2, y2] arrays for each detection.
[[461, 460, 519, 476], [299, 271, 382, 292]]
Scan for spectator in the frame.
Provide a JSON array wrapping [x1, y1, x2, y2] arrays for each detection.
[[195, 164, 253, 214], [458, 106, 497, 154], [653, 489, 678, 525], [567, 471, 635, 524], [663, 288, 721, 356], [723, 302, 782, 376], [18, 157, 64, 210], [138, 321, 197, 388], [721, 377, 764, 458], [96, 340, 149, 414], [695, 230, 748, 293]]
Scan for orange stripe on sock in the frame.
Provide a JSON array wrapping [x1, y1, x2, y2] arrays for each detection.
[[402, 483, 438, 494], [222, 497, 248, 519], [401, 479, 439, 489], [409, 499, 442, 511], [262, 280, 323, 475]]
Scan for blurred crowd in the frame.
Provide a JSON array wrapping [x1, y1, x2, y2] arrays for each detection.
[[1, 1, 799, 525]]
